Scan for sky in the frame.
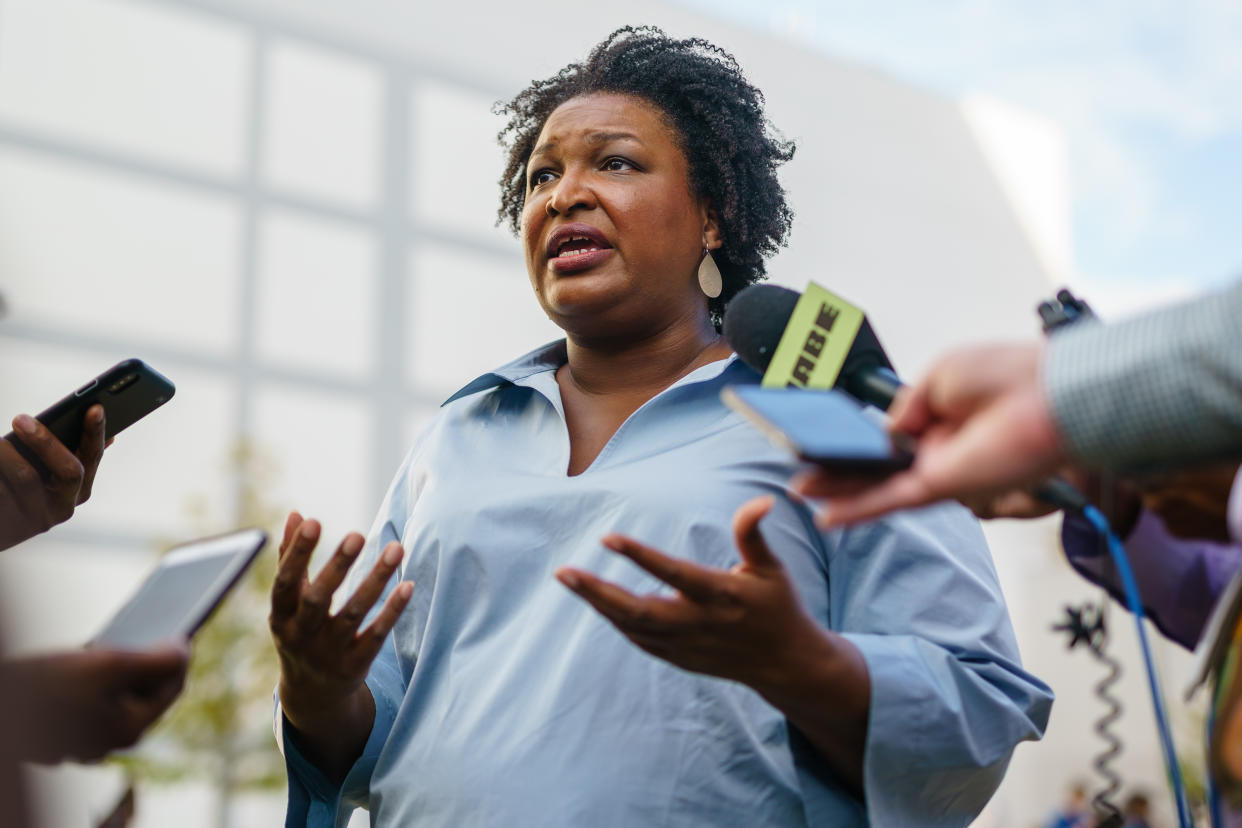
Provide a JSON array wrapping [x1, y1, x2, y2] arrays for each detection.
[[674, 0, 1242, 316]]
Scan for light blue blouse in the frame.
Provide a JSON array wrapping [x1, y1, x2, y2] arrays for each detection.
[[279, 341, 1052, 827]]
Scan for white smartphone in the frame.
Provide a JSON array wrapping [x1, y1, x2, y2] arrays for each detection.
[[92, 528, 268, 650]]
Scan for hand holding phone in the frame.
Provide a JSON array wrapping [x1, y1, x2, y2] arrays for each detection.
[[0, 406, 107, 551], [4, 644, 189, 763], [0, 359, 174, 551]]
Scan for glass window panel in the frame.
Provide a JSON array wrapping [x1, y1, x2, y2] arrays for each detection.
[[0, 336, 125, 417], [406, 244, 561, 394], [264, 40, 380, 209], [411, 80, 514, 247], [0, 339, 237, 541], [0, 0, 249, 175], [254, 210, 376, 378], [0, 148, 241, 353], [251, 384, 371, 554]]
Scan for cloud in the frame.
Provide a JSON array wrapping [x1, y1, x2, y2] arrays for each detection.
[[780, 0, 1242, 139], [734, 0, 1242, 286]]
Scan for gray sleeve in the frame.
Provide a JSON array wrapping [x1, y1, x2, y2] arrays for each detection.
[[1044, 278, 1242, 471]]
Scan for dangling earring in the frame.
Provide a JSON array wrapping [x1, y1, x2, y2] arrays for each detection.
[[698, 248, 723, 299]]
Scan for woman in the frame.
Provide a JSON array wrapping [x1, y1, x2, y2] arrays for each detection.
[[271, 28, 1051, 826]]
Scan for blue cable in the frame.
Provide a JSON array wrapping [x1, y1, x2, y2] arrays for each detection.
[[1081, 504, 1193, 828], [1209, 696, 1224, 828]]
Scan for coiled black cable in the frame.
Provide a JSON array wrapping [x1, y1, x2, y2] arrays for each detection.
[[1053, 603, 1124, 827]]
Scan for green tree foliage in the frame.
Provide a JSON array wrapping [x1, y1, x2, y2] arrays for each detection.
[[113, 441, 287, 827]]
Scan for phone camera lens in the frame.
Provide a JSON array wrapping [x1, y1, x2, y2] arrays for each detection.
[[106, 373, 139, 394]]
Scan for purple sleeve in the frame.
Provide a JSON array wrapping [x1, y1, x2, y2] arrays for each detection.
[[1061, 509, 1242, 650], [1229, 466, 1242, 544]]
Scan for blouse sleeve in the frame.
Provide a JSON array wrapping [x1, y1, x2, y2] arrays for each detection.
[[275, 442, 421, 827], [828, 501, 1054, 827]]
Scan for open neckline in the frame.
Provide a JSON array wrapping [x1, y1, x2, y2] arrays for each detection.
[[543, 353, 739, 478]]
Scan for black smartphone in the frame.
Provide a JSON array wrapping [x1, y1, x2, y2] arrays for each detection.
[[721, 385, 914, 472], [3, 359, 175, 466], [91, 528, 268, 649]]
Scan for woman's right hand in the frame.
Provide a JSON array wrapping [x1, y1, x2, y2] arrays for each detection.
[[269, 511, 413, 757]]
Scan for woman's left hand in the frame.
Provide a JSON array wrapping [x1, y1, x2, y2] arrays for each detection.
[[555, 495, 823, 691], [558, 494, 870, 789]]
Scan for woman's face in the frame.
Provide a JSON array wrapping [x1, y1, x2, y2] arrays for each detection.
[[521, 92, 718, 339]]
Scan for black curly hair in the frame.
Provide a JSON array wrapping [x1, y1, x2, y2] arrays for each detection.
[[495, 26, 795, 324]]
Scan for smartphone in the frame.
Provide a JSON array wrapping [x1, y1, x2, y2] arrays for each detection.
[[3, 358, 175, 466], [721, 385, 914, 472], [91, 528, 268, 650]]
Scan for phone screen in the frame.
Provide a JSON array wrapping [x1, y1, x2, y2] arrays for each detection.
[[92, 529, 267, 650], [722, 385, 913, 472]]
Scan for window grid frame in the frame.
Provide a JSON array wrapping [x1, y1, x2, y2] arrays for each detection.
[[0, 0, 516, 551]]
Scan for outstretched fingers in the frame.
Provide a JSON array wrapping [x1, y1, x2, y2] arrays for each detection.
[[353, 580, 415, 665], [599, 534, 721, 603], [280, 511, 303, 552], [299, 533, 366, 629], [335, 541, 406, 637], [731, 496, 779, 570], [556, 568, 676, 634], [270, 517, 319, 621]]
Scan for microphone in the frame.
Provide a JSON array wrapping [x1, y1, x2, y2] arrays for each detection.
[[723, 281, 1088, 512], [723, 283, 901, 409]]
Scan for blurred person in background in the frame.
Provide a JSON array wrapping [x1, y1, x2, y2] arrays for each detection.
[[1044, 781, 1094, 828], [269, 26, 1051, 828], [1121, 791, 1153, 828], [0, 406, 188, 828], [951, 461, 1242, 653], [1058, 464, 1241, 652], [971, 463, 1242, 827]]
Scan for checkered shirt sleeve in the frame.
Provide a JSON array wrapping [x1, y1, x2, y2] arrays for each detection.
[[1045, 278, 1242, 470]]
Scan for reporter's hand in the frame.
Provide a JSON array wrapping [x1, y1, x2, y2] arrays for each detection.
[[956, 470, 1143, 539], [955, 467, 1085, 521], [4, 642, 189, 763], [793, 343, 1067, 527], [269, 512, 412, 742], [957, 486, 1060, 521], [0, 406, 106, 551]]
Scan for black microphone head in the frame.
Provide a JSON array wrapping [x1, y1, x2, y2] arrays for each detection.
[[723, 283, 800, 375]]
